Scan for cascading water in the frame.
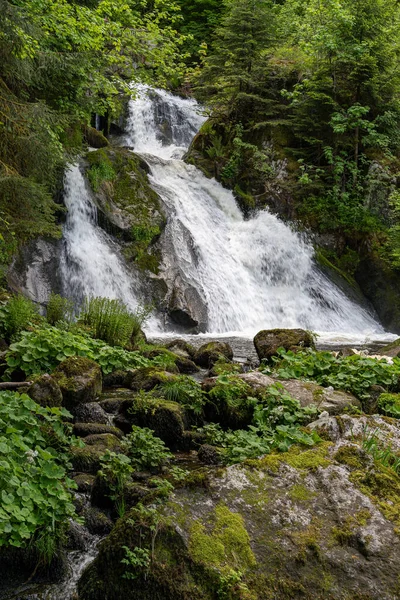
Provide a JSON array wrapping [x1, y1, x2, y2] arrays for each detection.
[[125, 86, 386, 339], [60, 164, 141, 311]]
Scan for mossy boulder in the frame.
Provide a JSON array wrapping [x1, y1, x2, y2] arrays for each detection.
[[74, 401, 109, 424], [27, 374, 63, 407], [129, 367, 178, 392], [53, 357, 102, 412], [115, 395, 188, 449], [84, 125, 109, 148], [163, 339, 196, 360], [72, 422, 123, 439], [377, 338, 400, 358], [147, 347, 199, 374], [71, 434, 121, 473], [194, 341, 233, 368], [86, 147, 166, 274], [254, 328, 315, 362], [79, 437, 400, 600]]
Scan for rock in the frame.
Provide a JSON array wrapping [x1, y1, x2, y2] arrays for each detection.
[[194, 341, 233, 368], [167, 275, 208, 330], [74, 402, 109, 424], [103, 369, 135, 389], [198, 444, 223, 465], [72, 473, 96, 494], [84, 507, 114, 536], [53, 357, 102, 411], [377, 338, 400, 358], [91, 475, 147, 512], [253, 328, 315, 362], [73, 423, 123, 439], [115, 397, 187, 449], [78, 438, 400, 600], [28, 374, 63, 407], [163, 339, 196, 360], [84, 125, 109, 148], [129, 367, 177, 392], [66, 521, 92, 552], [71, 434, 121, 473], [277, 379, 361, 415]]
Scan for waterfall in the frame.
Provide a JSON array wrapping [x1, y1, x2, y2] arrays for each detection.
[[60, 164, 140, 311], [125, 85, 385, 338]]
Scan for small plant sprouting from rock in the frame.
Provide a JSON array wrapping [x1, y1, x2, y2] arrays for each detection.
[[122, 426, 173, 471], [121, 545, 150, 580], [158, 375, 205, 415], [99, 450, 133, 517]]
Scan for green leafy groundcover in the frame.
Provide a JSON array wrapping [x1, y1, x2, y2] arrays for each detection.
[[264, 349, 400, 400], [4, 326, 151, 378], [0, 391, 78, 553]]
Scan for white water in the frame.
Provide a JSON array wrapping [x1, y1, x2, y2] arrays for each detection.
[[60, 164, 141, 311], [125, 86, 393, 343]]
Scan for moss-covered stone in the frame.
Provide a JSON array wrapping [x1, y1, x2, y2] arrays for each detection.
[[253, 328, 315, 362], [84, 125, 109, 148], [194, 341, 233, 368], [28, 374, 63, 408], [85, 147, 166, 274], [129, 367, 178, 392], [53, 357, 102, 411], [72, 422, 123, 439]]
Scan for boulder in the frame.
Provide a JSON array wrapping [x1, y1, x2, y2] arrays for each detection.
[[53, 357, 102, 411], [197, 444, 223, 465], [103, 369, 135, 388], [71, 434, 121, 473], [129, 368, 178, 392], [28, 374, 63, 407], [253, 328, 315, 362], [74, 401, 109, 424], [377, 338, 400, 358], [84, 125, 109, 148], [73, 423, 123, 439], [277, 379, 361, 415], [194, 341, 233, 368], [163, 339, 196, 360], [78, 435, 400, 600], [84, 507, 114, 536]]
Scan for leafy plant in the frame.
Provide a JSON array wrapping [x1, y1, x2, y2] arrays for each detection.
[[122, 426, 173, 471], [158, 375, 205, 415], [4, 326, 150, 378], [121, 545, 150, 580], [254, 384, 319, 428], [208, 375, 256, 409], [0, 391, 77, 555], [377, 393, 400, 418], [0, 295, 39, 341], [266, 349, 400, 400], [46, 293, 74, 326], [98, 450, 133, 517], [360, 427, 400, 475]]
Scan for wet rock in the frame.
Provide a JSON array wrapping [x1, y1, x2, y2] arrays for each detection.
[[198, 444, 223, 465], [28, 374, 63, 407], [78, 437, 400, 600], [167, 276, 208, 331], [84, 125, 109, 148], [194, 341, 233, 368], [84, 507, 114, 536], [163, 338, 196, 360], [377, 338, 400, 358], [253, 328, 315, 362], [103, 369, 135, 388], [66, 521, 92, 552], [72, 473, 96, 494], [53, 357, 102, 411], [74, 402, 109, 424], [73, 423, 123, 439], [129, 367, 178, 392]]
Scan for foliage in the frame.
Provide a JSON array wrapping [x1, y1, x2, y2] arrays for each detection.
[[254, 384, 319, 429], [121, 545, 151, 580], [122, 426, 173, 471], [99, 450, 133, 517], [377, 393, 400, 419], [46, 293, 74, 326], [0, 295, 39, 341], [264, 348, 400, 400], [208, 375, 255, 410], [0, 391, 77, 554], [360, 427, 400, 476], [157, 375, 205, 415], [80, 297, 150, 348], [4, 325, 150, 378]]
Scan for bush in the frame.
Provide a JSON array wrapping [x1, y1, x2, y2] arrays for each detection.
[[46, 293, 74, 325], [0, 295, 39, 341], [122, 426, 173, 471], [80, 297, 150, 347], [4, 326, 150, 378], [264, 349, 400, 400], [0, 391, 77, 556], [377, 393, 400, 418]]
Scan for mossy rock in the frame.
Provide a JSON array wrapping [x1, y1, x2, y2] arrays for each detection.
[[72, 422, 123, 439], [71, 446, 105, 474], [85, 147, 166, 274], [53, 357, 102, 411], [28, 374, 63, 408], [84, 506, 114, 536], [147, 347, 199, 374], [84, 125, 109, 148], [377, 339, 400, 358], [78, 437, 400, 600], [194, 342, 233, 368], [129, 367, 178, 392], [163, 339, 197, 360], [253, 328, 315, 362], [72, 472, 96, 494], [116, 396, 188, 449]]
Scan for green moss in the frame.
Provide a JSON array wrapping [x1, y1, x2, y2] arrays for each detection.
[[289, 521, 322, 564], [333, 445, 369, 470], [189, 503, 256, 573], [246, 443, 332, 475], [331, 509, 372, 546], [350, 464, 400, 529], [315, 248, 358, 287], [288, 484, 317, 502]]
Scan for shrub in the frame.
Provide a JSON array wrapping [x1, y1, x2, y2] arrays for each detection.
[[122, 426, 173, 471], [80, 296, 150, 347], [0, 391, 77, 556], [98, 450, 133, 516], [377, 393, 400, 418], [4, 326, 150, 378], [0, 295, 39, 341], [46, 293, 74, 325], [264, 349, 400, 400], [254, 384, 319, 428]]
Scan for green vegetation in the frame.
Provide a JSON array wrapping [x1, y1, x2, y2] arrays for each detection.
[[157, 375, 205, 415], [0, 295, 39, 341], [80, 296, 150, 348], [122, 426, 173, 471], [262, 348, 400, 400], [99, 451, 134, 517], [0, 391, 77, 556], [46, 293, 74, 326], [4, 325, 150, 377], [377, 393, 400, 418]]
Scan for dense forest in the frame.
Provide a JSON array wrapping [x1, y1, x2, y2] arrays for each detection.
[[3, 2, 400, 599]]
